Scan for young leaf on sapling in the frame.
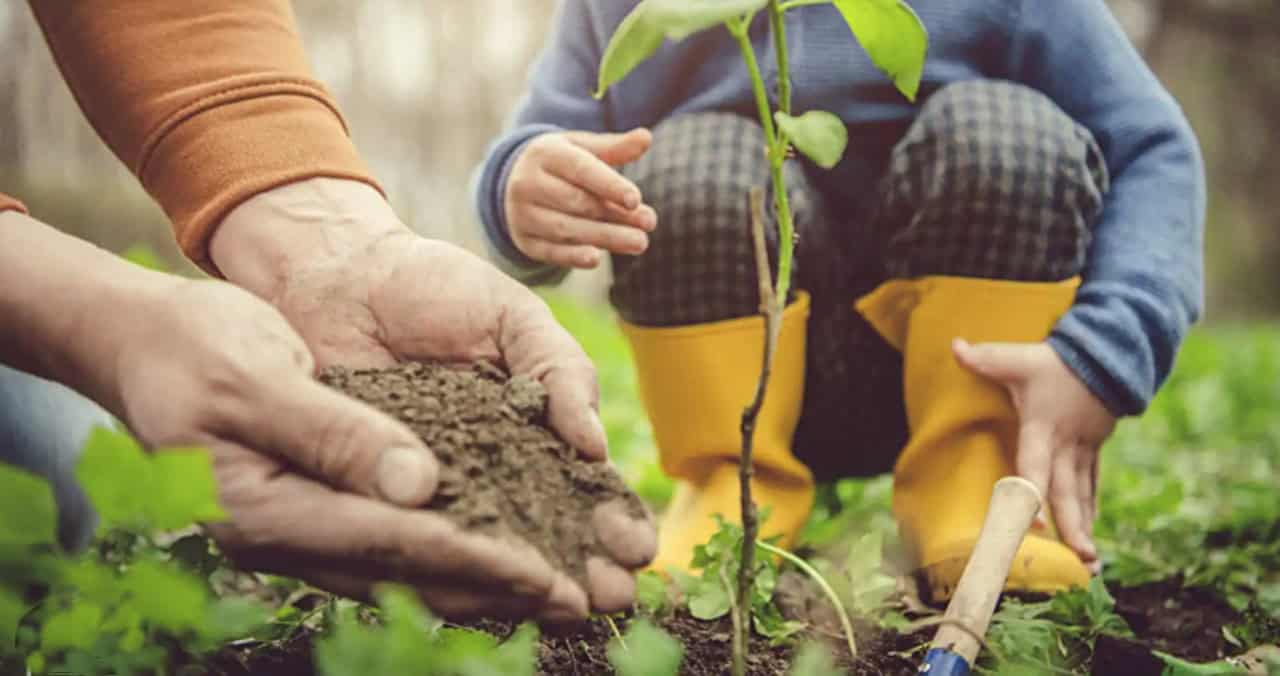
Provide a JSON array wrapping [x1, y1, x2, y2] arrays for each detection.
[[608, 618, 685, 676], [832, 0, 928, 101], [595, 0, 771, 97], [775, 110, 849, 169]]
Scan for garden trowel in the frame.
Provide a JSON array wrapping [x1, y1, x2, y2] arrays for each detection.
[[919, 476, 1042, 675]]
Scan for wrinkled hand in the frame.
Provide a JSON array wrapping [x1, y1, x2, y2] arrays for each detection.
[[97, 278, 642, 620], [209, 178, 656, 614], [953, 339, 1115, 573], [504, 129, 657, 268]]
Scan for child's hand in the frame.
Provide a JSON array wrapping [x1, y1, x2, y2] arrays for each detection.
[[503, 129, 658, 269], [952, 338, 1116, 574]]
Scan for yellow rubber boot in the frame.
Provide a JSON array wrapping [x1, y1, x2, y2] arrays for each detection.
[[621, 293, 815, 575], [856, 276, 1090, 602]]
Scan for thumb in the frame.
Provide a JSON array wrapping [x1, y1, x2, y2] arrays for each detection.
[[952, 338, 1038, 384], [236, 375, 439, 507], [565, 128, 652, 167]]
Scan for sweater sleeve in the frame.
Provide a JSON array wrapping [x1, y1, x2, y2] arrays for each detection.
[[1008, 0, 1206, 416], [471, 0, 613, 285], [0, 194, 27, 215], [27, 0, 379, 275]]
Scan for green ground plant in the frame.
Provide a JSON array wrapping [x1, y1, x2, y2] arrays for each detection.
[[0, 428, 265, 676], [592, 2, 927, 671]]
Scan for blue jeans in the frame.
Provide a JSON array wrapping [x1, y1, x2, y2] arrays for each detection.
[[0, 365, 110, 551]]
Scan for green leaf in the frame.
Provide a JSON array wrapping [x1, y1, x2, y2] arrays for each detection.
[[1154, 650, 1248, 675], [0, 463, 57, 546], [636, 570, 670, 615], [790, 642, 842, 676], [77, 428, 225, 532], [120, 559, 208, 633], [831, 0, 928, 101], [595, 0, 770, 98], [76, 428, 153, 530], [486, 623, 540, 676], [0, 590, 24, 656], [41, 603, 103, 652], [200, 597, 268, 646], [147, 451, 228, 529], [775, 110, 848, 169], [608, 618, 684, 676], [687, 577, 731, 620]]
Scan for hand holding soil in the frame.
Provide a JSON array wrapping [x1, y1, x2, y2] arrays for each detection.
[[205, 177, 655, 617], [503, 129, 658, 269], [81, 275, 622, 621]]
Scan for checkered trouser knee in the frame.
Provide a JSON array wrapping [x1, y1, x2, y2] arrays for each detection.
[[611, 80, 1109, 480]]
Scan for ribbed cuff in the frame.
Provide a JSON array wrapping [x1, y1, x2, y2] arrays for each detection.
[[1047, 331, 1144, 417], [139, 86, 380, 276]]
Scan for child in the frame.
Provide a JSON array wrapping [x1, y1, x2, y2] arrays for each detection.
[[473, 0, 1204, 601]]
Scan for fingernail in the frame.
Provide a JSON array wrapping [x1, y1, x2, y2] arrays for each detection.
[[376, 447, 435, 506], [623, 191, 641, 210]]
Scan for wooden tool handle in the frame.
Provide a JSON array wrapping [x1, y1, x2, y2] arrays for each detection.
[[928, 476, 1042, 665]]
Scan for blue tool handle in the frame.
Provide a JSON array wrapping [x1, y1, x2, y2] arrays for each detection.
[[920, 648, 970, 676]]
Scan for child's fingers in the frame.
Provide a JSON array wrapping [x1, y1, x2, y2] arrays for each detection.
[[524, 205, 649, 256], [544, 141, 643, 209], [515, 236, 602, 269], [1015, 419, 1053, 504], [603, 201, 658, 233], [565, 128, 652, 167], [1076, 447, 1098, 535], [534, 174, 656, 232], [1050, 448, 1098, 565]]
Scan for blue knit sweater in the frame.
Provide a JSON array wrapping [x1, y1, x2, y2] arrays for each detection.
[[472, 0, 1205, 417]]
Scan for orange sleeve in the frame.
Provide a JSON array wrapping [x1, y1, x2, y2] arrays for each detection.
[[0, 194, 28, 215], [28, 1, 380, 273]]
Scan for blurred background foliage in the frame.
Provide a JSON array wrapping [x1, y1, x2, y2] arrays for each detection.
[[1, 0, 1277, 316]]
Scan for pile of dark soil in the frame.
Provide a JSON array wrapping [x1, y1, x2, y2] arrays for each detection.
[[318, 361, 647, 588]]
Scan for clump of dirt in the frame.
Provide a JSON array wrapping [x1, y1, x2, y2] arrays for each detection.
[[319, 362, 647, 589]]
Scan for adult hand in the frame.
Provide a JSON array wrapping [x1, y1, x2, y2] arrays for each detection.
[[209, 178, 656, 612], [96, 278, 614, 620], [504, 129, 657, 269], [953, 339, 1115, 574]]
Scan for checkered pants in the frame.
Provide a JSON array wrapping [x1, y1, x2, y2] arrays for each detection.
[[611, 80, 1109, 480]]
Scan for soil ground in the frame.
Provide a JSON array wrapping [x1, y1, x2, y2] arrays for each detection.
[[198, 362, 1264, 675], [206, 579, 1248, 675]]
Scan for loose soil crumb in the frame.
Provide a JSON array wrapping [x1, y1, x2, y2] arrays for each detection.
[[319, 362, 647, 589]]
